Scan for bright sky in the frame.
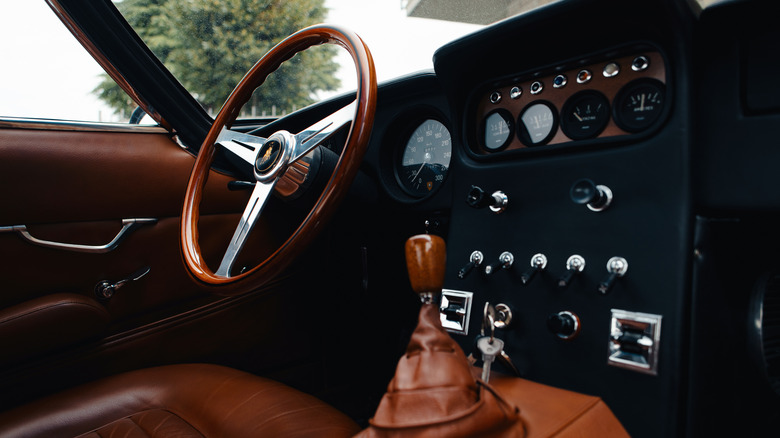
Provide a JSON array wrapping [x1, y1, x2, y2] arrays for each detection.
[[0, 1, 480, 123]]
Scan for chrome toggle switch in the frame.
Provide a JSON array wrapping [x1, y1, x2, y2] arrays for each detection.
[[520, 253, 547, 285], [598, 256, 628, 294], [458, 250, 484, 279], [484, 251, 514, 275], [558, 254, 586, 288]]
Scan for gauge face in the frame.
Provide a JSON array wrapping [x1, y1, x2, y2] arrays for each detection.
[[517, 101, 558, 146], [481, 109, 514, 151], [561, 91, 611, 140], [397, 119, 452, 197], [613, 78, 666, 133]]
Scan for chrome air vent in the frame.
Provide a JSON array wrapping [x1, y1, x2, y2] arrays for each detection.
[[749, 273, 780, 396]]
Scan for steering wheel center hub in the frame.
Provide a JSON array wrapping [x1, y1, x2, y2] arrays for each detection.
[[255, 139, 283, 174]]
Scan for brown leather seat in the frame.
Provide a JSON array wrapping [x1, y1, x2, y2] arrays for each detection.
[[0, 363, 360, 438]]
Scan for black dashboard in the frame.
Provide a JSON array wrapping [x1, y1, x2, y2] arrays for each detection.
[[345, 0, 780, 436]]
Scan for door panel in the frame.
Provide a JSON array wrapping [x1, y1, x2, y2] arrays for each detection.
[[0, 124, 307, 409]]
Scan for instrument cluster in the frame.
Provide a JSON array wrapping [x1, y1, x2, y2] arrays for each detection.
[[471, 49, 667, 155]]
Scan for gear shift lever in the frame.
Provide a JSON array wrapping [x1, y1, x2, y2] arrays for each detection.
[[405, 234, 446, 304]]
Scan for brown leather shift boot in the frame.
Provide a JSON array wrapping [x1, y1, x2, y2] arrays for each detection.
[[355, 303, 524, 437]]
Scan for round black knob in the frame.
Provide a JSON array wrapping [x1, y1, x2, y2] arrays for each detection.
[[570, 178, 612, 211], [466, 185, 490, 209], [546, 311, 580, 340], [570, 178, 599, 204]]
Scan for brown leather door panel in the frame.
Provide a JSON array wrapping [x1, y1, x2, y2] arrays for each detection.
[[0, 126, 257, 372]]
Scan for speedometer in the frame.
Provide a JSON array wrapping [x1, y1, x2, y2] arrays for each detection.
[[397, 119, 452, 198]]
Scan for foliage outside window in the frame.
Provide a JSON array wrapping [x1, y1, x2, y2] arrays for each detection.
[[97, 0, 341, 118]]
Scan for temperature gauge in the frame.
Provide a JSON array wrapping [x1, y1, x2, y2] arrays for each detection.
[[613, 78, 666, 133], [517, 101, 558, 147], [481, 109, 514, 151], [561, 91, 611, 140]]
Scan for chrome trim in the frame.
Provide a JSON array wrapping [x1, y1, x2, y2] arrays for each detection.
[[553, 74, 568, 88], [291, 101, 356, 162], [530, 253, 548, 270], [587, 184, 613, 212], [530, 81, 544, 95], [489, 190, 508, 214], [0, 117, 168, 134], [631, 55, 650, 72], [576, 69, 593, 84], [440, 289, 473, 335], [608, 309, 662, 375], [489, 91, 502, 104], [566, 254, 586, 272], [216, 181, 277, 277], [603, 62, 620, 78], [510, 87, 522, 99], [556, 310, 580, 340], [606, 256, 629, 276], [0, 218, 157, 253]]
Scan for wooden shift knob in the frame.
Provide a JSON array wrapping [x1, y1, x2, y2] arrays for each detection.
[[405, 234, 446, 296]]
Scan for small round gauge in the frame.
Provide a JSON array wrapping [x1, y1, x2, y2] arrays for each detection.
[[613, 78, 666, 133], [561, 90, 611, 140], [397, 119, 452, 198], [517, 101, 558, 147], [481, 109, 514, 151]]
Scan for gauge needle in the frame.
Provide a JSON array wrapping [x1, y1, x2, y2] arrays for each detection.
[[573, 112, 583, 122], [410, 161, 426, 181], [640, 93, 645, 111]]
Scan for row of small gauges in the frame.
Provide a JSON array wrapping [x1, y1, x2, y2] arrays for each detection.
[[475, 52, 667, 153]]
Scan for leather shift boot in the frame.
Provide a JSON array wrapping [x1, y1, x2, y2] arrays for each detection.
[[355, 304, 524, 437]]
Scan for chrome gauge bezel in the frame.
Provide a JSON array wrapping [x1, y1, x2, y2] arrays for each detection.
[[393, 117, 453, 199]]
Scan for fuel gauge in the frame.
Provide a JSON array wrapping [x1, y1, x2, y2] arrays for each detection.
[[561, 91, 610, 140]]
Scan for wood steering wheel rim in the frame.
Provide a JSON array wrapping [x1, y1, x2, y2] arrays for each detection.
[[181, 25, 377, 295]]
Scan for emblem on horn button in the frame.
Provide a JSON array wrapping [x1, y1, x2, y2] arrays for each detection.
[[255, 140, 282, 174]]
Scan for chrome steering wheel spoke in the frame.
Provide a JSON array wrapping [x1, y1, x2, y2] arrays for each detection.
[[216, 128, 268, 166], [291, 100, 356, 163], [216, 179, 277, 277]]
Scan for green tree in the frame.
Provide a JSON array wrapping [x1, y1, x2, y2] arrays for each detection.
[[95, 0, 340, 119]]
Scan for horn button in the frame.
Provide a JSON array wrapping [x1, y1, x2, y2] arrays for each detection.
[[255, 139, 283, 175]]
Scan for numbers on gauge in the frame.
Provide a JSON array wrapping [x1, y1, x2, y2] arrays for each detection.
[[397, 119, 452, 197], [481, 109, 514, 151], [517, 101, 558, 146]]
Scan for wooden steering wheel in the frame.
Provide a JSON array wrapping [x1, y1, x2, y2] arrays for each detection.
[[181, 25, 376, 295]]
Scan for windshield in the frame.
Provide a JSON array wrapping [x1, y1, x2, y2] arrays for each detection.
[[110, 0, 555, 119]]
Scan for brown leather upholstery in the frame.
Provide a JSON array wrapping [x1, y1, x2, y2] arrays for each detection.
[[0, 293, 109, 367], [0, 364, 360, 438], [356, 303, 629, 438], [490, 375, 629, 438], [356, 304, 523, 437]]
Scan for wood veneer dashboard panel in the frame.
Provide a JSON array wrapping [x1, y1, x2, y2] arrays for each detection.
[[472, 50, 666, 155]]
